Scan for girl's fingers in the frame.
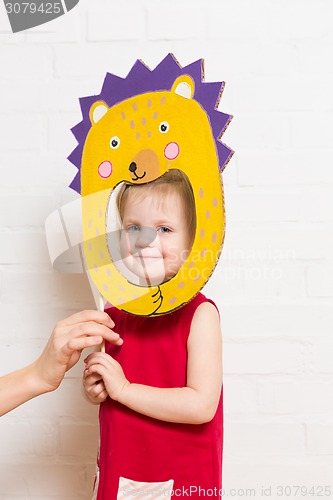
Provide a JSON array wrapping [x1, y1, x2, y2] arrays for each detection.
[[94, 390, 108, 403], [90, 381, 105, 397], [85, 363, 110, 380], [84, 376, 108, 402], [84, 353, 99, 364], [84, 352, 115, 365], [84, 371, 102, 384]]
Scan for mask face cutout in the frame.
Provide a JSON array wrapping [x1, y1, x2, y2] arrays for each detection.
[[107, 174, 196, 289], [69, 54, 233, 316]]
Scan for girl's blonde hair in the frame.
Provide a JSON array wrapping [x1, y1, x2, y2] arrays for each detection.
[[116, 169, 196, 248]]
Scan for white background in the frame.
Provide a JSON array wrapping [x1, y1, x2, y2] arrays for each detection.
[[0, 0, 333, 498]]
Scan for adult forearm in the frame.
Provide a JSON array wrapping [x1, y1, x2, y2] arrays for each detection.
[[117, 383, 218, 425], [0, 363, 47, 416]]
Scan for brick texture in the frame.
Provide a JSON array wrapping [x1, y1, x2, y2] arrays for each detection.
[[0, 0, 332, 497]]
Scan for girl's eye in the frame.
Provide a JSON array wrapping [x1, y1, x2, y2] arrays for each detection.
[[159, 121, 169, 133], [110, 136, 120, 149], [159, 226, 171, 233], [126, 225, 140, 232]]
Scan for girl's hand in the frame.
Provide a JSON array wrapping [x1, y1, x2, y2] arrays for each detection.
[[83, 352, 130, 402], [82, 368, 108, 404]]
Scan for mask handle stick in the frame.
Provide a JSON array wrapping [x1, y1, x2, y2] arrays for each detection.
[[98, 294, 106, 353], [86, 271, 106, 353], [44, 201, 107, 352]]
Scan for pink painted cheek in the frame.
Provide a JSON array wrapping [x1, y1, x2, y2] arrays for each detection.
[[98, 161, 112, 178], [164, 142, 180, 161]]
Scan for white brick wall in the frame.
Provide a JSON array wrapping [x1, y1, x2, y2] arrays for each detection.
[[0, 0, 332, 498]]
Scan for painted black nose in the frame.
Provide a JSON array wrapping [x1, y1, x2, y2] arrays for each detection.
[[129, 162, 137, 173]]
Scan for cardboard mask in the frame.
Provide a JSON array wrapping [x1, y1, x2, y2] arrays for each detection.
[[48, 54, 233, 316]]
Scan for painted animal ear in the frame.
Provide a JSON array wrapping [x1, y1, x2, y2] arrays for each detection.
[[89, 101, 109, 125], [171, 75, 195, 100]]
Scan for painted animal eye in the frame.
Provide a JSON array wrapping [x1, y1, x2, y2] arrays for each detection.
[[110, 136, 120, 149], [159, 121, 169, 133]]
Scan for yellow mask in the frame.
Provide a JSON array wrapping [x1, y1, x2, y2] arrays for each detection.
[[68, 54, 233, 315]]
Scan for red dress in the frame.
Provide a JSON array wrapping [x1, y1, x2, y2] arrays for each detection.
[[96, 293, 223, 499]]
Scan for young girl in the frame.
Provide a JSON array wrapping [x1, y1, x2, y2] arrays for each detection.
[[83, 169, 223, 499]]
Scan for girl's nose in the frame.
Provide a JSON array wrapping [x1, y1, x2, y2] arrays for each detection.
[[128, 226, 156, 249]]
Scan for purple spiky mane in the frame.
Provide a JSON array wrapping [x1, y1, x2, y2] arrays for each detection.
[[68, 54, 233, 194]]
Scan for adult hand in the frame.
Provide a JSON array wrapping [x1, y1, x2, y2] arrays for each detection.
[[0, 310, 123, 416], [35, 310, 123, 393]]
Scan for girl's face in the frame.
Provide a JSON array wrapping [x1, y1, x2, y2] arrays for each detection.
[[119, 189, 191, 286]]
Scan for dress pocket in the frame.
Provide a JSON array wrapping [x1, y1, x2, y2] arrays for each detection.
[[117, 476, 174, 499]]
